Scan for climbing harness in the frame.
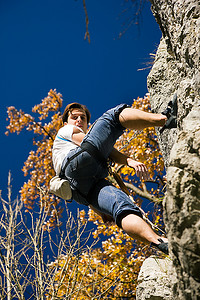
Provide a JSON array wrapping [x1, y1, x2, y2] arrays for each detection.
[[59, 141, 107, 179], [55, 141, 108, 200]]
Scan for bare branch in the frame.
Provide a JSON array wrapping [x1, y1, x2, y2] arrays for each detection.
[[83, 0, 90, 43]]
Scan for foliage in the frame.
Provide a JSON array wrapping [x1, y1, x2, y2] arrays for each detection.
[[5, 90, 166, 298], [6, 89, 63, 228]]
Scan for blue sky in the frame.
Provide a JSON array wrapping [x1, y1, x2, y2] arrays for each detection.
[[0, 0, 161, 200]]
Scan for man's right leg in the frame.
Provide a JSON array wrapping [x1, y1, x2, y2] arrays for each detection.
[[88, 180, 168, 254], [121, 213, 167, 244], [121, 213, 169, 255]]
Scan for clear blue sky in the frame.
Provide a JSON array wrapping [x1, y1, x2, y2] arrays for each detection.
[[0, 0, 161, 200]]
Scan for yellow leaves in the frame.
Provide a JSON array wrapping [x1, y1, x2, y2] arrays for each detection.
[[49, 243, 142, 299], [79, 209, 86, 224], [47, 204, 151, 298], [5, 106, 34, 135], [32, 89, 63, 120], [5, 89, 64, 227]]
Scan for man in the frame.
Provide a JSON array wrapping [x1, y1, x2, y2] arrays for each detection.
[[52, 99, 177, 255]]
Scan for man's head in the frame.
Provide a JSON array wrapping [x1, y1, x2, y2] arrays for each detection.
[[62, 102, 91, 133]]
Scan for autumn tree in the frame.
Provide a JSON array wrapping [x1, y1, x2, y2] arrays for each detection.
[[6, 90, 167, 298], [47, 94, 167, 299], [6, 90, 64, 228], [0, 173, 101, 299]]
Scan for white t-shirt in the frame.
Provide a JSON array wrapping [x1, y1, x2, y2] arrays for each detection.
[[52, 124, 84, 175]]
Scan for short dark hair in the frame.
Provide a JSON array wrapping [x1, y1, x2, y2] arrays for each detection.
[[62, 102, 91, 124]]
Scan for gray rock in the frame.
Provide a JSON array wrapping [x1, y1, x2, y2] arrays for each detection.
[[136, 256, 174, 300], [138, 0, 200, 299]]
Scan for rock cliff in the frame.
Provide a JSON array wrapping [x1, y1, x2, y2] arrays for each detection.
[[137, 1, 200, 299], [136, 257, 173, 299]]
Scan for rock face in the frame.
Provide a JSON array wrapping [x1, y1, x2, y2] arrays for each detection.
[[144, 1, 200, 299], [136, 257, 173, 300]]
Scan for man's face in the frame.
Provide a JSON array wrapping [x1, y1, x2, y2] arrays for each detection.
[[65, 109, 88, 133]]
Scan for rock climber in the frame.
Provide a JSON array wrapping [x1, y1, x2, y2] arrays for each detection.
[[52, 96, 177, 255]]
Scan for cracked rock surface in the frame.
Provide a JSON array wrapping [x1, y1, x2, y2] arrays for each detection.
[[137, 1, 200, 299]]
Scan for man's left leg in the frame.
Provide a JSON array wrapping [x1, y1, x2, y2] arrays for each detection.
[[119, 94, 178, 131], [119, 108, 167, 130]]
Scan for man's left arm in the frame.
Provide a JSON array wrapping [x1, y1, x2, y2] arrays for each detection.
[[109, 148, 149, 180]]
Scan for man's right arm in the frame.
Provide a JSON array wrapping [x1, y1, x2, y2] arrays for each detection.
[[71, 127, 86, 146]]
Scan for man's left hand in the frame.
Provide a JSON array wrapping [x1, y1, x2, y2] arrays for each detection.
[[127, 158, 149, 181]]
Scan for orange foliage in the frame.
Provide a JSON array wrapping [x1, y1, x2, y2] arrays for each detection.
[[6, 89, 63, 227], [48, 245, 147, 299], [47, 206, 151, 299]]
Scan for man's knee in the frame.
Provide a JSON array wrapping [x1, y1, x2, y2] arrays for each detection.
[[116, 210, 143, 228]]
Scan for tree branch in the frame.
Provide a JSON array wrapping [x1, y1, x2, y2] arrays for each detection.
[[108, 175, 161, 203], [83, 0, 90, 43], [124, 182, 161, 203]]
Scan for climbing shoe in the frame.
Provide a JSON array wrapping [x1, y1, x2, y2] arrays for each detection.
[[160, 93, 178, 133], [151, 238, 169, 255]]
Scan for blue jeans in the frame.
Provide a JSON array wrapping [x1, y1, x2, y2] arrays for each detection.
[[61, 104, 143, 227]]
